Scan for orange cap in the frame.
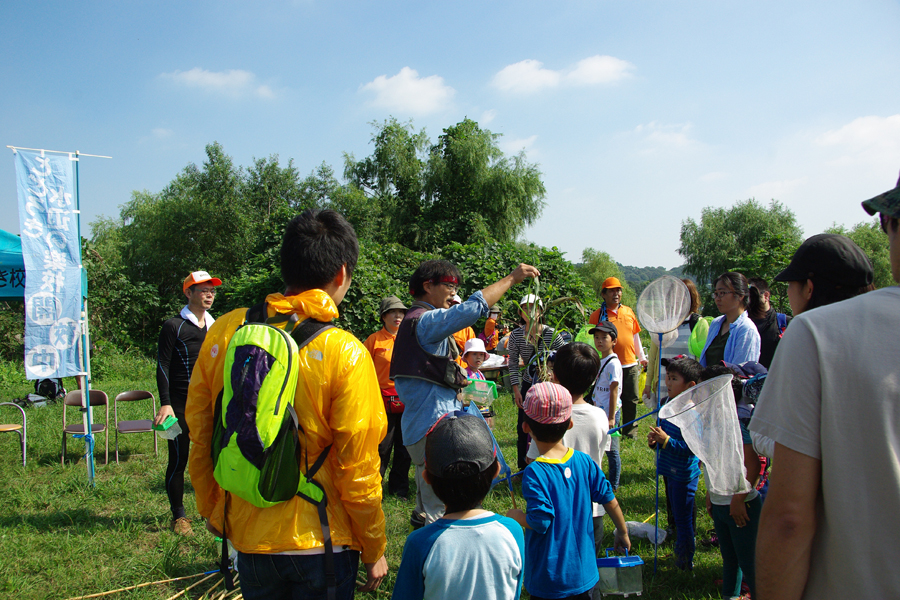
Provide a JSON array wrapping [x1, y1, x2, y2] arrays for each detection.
[[602, 277, 623, 290], [183, 271, 222, 293]]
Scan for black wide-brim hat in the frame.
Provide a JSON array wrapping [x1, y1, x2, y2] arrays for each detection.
[[774, 233, 873, 287]]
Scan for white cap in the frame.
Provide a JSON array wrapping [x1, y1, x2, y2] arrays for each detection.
[[450, 294, 462, 305], [463, 338, 487, 356], [519, 293, 543, 308]]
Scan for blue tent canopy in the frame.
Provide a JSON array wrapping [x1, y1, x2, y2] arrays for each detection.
[[0, 229, 25, 298]]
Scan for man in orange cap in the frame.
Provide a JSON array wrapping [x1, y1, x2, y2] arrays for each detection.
[[588, 277, 647, 439], [154, 270, 221, 535]]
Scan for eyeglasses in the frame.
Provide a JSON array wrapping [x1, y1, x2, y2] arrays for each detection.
[[439, 282, 458, 294], [711, 290, 736, 299], [195, 288, 217, 296]]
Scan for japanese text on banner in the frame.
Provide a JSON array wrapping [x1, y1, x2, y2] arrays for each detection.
[[14, 150, 83, 379]]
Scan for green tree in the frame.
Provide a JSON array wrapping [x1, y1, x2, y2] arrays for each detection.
[[422, 119, 546, 248], [302, 163, 380, 243], [344, 117, 546, 250], [120, 143, 253, 298], [344, 118, 429, 247], [826, 219, 893, 289], [577, 248, 636, 309], [678, 199, 803, 312]]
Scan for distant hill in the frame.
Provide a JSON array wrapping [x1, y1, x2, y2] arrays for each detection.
[[617, 263, 691, 295]]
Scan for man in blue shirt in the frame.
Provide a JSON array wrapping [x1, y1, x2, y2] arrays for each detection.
[[393, 259, 539, 526]]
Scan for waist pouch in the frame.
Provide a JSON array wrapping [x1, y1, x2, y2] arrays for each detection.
[[383, 394, 405, 414]]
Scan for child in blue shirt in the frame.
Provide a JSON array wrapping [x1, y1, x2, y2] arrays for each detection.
[[647, 356, 702, 571], [507, 382, 631, 600], [393, 411, 525, 600]]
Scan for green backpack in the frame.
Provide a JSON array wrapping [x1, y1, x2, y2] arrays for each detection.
[[210, 303, 336, 593]]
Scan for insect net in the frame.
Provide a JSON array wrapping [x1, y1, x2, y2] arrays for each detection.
[[659, 375, 752, 496], [635, 275, 691, 335]]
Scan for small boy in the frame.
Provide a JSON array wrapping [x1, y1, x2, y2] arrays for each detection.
[[526, 343, 611, 554], [590, 322, 623, 491], [462, 338, 496, 428], [463, 338, 489, 379], [393, 411, 525, 600], [646, 355, 702, 571], [508, 382, 630, 600]]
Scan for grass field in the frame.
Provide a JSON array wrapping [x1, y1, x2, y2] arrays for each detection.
[[0, 361, 727, 600]]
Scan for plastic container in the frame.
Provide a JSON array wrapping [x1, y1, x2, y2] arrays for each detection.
[[152, 415, 182, 440], [459, 379, 498, 408], [596, 548, 644, 597]]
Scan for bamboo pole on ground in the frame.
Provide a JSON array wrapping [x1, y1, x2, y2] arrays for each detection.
[[162, 572, 218, 600], [65, 571, 216, 600]]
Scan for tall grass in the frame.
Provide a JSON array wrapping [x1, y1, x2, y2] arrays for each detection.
[[0, 364, 725, 599]]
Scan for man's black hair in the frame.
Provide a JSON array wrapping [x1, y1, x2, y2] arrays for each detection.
[[748, 278, 771, 320], [804, 276, 870, 312], [280, 209, 359, 290], [665, 357, 702, 385], [409, 260, 463, 298], [524, 414, 570, 444], [700, 364, 743, 404], [553, 343, 601, 398], [429, 458, 498, 514]]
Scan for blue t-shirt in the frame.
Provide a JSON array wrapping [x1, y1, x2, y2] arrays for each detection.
[[522, 448, 615, 598], [392, 512, 524, 600]]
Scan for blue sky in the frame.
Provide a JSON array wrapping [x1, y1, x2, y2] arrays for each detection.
[[3, 0, 899, 268]]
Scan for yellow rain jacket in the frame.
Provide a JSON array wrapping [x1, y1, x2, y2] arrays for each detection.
[[186, 289, 387, 562]]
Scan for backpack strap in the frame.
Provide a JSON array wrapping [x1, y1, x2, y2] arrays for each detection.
[[289, 318, 334, 349], [220, 495, 236, 590], [598, 356, 615, 378], [288, 317, 336, 600], [776, 312, 788, 337]]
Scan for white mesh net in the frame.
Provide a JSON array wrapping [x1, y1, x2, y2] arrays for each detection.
[[658, 375, 752, 497], [649, 329, 679, 349], [635, 275, 691, 334]]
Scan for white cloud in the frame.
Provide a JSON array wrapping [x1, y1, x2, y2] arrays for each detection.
[[565, 55, 634, 86], [492, 55, 633, 94], [151, 128, 173, 139], [492, 59, 561, 94], [815, 114, 900, 167], [360, 67, 455, 116], [632, 121, 700, 150], [160, 67, 275, 98], [699, 171, 728, 182], [481, 109, 497, 125], [499, 135, 538, 156], [747, 177, 808, 201]]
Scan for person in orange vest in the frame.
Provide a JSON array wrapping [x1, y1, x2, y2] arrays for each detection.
[[364, 296, 412, 500], [479, 305, 502, 352], [588, 277, 647, 439]]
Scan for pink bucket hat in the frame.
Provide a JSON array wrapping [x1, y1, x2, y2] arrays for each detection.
[[523, 382, 572, 424]]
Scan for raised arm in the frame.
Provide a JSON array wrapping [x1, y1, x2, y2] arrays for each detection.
[[480, 264, 540, 307]]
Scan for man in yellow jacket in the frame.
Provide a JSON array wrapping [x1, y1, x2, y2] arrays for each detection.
[[186, 209, 388, 599]]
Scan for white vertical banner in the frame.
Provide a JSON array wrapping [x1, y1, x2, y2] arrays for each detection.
[[14, 150, 84, 380]]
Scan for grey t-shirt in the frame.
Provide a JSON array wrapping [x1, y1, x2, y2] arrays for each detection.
[[750, 287, 900, 600]]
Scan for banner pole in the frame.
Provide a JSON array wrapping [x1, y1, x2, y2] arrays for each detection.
[[73, 151, 96, 486], [654, 331, 663, 573]]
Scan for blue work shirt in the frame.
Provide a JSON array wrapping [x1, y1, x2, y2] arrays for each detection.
[[396, 291, 490, 445]]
